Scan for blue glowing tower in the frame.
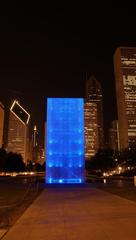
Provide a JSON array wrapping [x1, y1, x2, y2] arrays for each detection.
[[46, 98, 85, 184]]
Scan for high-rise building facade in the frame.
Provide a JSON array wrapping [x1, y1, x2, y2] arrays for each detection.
[[85, 74, 104, 159], [7, 100, 30, 163], [86, 74, 104, 148], [32, 125, 38, 162], [84, 102, 98, 159], [114, 47, 136, 149], [0, 102, 4, 148], [109, 120, 120, 151], [37, 146, 45, 165]]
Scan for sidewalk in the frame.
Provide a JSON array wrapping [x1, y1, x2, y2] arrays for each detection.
[[2, 184, 136, 240]]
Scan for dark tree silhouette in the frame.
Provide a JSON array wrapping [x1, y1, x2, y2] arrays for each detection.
[[0, 147, 7, 171], [34, 163, 42, 172], [86, 148, 115, 172], [5, 152, 25, 172]]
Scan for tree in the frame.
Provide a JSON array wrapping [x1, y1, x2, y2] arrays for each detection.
[[26, 160, 33, 171], [0, 147, 7, 171], [5, 152, 25, 172], [34, 163, 42, 172], [86, 148, 115, 172]]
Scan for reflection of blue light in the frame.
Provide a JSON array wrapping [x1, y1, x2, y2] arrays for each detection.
[[46, 98, 85, 184], [48, 164, 53, 167], [78, 151, 82, 156], [59, 179, 63, 183], [47, 179, 83, 184], [48, 178, 52, 183]]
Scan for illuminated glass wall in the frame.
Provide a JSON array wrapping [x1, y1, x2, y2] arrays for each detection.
[[46, 98, 85, 184]]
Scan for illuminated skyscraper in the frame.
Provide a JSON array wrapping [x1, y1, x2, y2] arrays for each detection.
[[114, 47, 136, 149], [37, 146, 45, 165], [32, 125, 38, 162], [0, 102, 4, 148], [84, 102, 98, 159], [7, 100, 30, 163], [32, 125, 38, 148], [109, 120, 120, 151], [85, 74, 104, 159]]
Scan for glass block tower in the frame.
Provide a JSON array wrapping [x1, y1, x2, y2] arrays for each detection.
[[46, 98, 85, 184]]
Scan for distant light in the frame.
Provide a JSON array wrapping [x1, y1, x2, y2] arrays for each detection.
[[104, 179, 107, 184], [34, 125, 37, 131]]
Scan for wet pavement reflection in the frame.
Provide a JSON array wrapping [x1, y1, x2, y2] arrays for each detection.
[[86, 177, 135, 188]]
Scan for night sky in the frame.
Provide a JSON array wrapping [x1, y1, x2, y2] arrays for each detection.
[[0, 2, 136, 145]]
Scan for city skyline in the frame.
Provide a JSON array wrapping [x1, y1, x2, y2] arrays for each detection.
[[0, 3, 136, 143], [0, 4, 136, 238]]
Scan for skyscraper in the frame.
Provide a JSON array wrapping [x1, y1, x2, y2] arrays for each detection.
[[109, 120, 120, 151], [84, 102, 98, 159], [7, 100, 30, 163], [32, 125, 38, 162], [0, 102, 4, 148], [114, 47, 136, 149], [85, 74, 104, 159]]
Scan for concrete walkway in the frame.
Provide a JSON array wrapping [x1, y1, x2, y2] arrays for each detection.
[[2, 185, 136, 240]]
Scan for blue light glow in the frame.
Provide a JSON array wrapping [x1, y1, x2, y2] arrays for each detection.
[[46, 98, 85, 184]]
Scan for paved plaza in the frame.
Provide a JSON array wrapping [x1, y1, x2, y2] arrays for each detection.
[[1, 184, 136, 240]]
